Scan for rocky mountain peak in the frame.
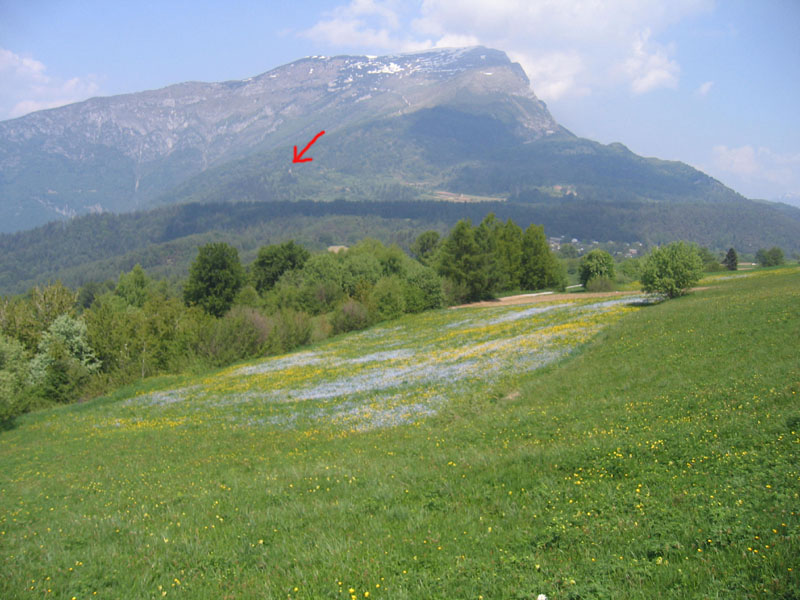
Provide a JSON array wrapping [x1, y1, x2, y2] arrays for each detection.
[[0, 46, 560, 232]]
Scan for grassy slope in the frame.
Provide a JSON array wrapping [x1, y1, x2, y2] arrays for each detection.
[[1, 268, 798, 599]]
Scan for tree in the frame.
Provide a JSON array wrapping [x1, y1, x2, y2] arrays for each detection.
[[755, 246, 785, 267], [410, 231, 441, 265], [578, 249, 616, 287], [115, 264, 151, 307], [640, 241, 703, 299], [493, 218, 524, 290], [723, 248, 738, 271], [697, 246, 722, 272], [252, 240, 310, 294], [28, 315, 101, 403], [0, 334, 30, 421], [436, 220, 492, 302], [520, 224, 566, 291], [183, 243, 244, 317]]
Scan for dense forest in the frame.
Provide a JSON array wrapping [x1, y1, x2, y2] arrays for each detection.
[[2, 197, 799, 296], [0, 215, 566, 422]]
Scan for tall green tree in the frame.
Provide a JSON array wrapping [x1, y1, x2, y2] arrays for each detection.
[[723, 248, 738, 271], [436, 220, 492, 302], [252, 240, 310, 294], [578, 249, 616, 287], [410, 231, 441, 266], [184, 243, 244, 317], [520, 224, 565, 291], [496, 219, 524, 289]]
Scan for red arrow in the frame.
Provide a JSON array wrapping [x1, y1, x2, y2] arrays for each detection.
[[292, 130, 325, 163]]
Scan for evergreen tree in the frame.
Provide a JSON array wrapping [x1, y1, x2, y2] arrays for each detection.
[[493, 218, 524, 291], [723, 247, 738, 271], [520, 224, 565, 291], [184, 243, 244, 317]]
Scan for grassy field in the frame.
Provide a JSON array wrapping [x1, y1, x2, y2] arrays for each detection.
[[1, 267, 798, 599]]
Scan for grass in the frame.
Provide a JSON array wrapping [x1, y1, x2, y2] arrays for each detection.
[[1, 267, 798, 599]]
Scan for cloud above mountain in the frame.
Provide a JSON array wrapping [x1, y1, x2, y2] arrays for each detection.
[[0, 47, 99, 119], [302, 0, 713, 100]]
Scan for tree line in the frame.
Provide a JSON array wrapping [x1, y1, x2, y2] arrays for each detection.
[[0, 215, 566, 422]]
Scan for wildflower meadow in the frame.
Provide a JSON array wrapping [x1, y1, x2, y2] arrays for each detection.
[[1, 267, 798, 599]]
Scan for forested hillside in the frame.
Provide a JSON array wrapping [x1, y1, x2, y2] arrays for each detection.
[[1, 215, 567, 422], [3, 198, 799, 296]]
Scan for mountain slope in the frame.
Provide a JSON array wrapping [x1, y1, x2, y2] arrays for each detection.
[[0, 47, 558, 232]]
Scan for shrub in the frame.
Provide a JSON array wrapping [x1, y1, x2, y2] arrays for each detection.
[[586, 277, 615, 292], [199, 307, 271, 367], [369, 276, 407, 321], [403, 266, 444, 313], [310, 314, 333, 343], [640, 241, 703, 299], [331, 299, 371, 334]]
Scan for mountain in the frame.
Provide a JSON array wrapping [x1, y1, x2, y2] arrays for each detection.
[[0, 47, 560, 232], [2, 45, 799, 268]]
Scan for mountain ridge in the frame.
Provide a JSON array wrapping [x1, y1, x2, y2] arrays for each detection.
[[1, 46, 564, 232], [0, 45, 795, 255]]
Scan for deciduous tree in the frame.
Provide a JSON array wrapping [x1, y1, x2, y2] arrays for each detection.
[[640, 241, 703, 299], [184, 243, 244, 317]]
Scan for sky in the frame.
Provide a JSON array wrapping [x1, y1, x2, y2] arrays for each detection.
[[1, 0, 799, 203]]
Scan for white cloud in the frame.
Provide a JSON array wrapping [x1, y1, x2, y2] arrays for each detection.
[[622, 28, 679, 94], [696, 80, 714, 96], [711, 144, 800, 198], [301, 0, 713, 100], [301, 0, 428, 51], [0, 47, 99, 120]]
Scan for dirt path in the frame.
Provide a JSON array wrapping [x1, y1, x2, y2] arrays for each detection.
[[451, 287, 709, 309], [450, 290, 639, 309]]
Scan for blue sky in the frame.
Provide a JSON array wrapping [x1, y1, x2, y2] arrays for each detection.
[[1, 0, 798, 203]]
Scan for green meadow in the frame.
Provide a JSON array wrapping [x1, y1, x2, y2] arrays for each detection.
[[1, 267, 798, 599]]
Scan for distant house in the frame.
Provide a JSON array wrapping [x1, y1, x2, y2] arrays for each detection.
[[327, 245, 348, 253]]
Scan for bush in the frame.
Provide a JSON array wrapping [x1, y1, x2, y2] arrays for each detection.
[[264, 310, 312, 354], [586, 277, 615, 292], [403, 266, 444, 313], [310, 314, 333, 343], [369, 276, 407, 321], [331, 299, 371, 334], [199, 307, 272, 367], [640, 241, 703, 299]]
